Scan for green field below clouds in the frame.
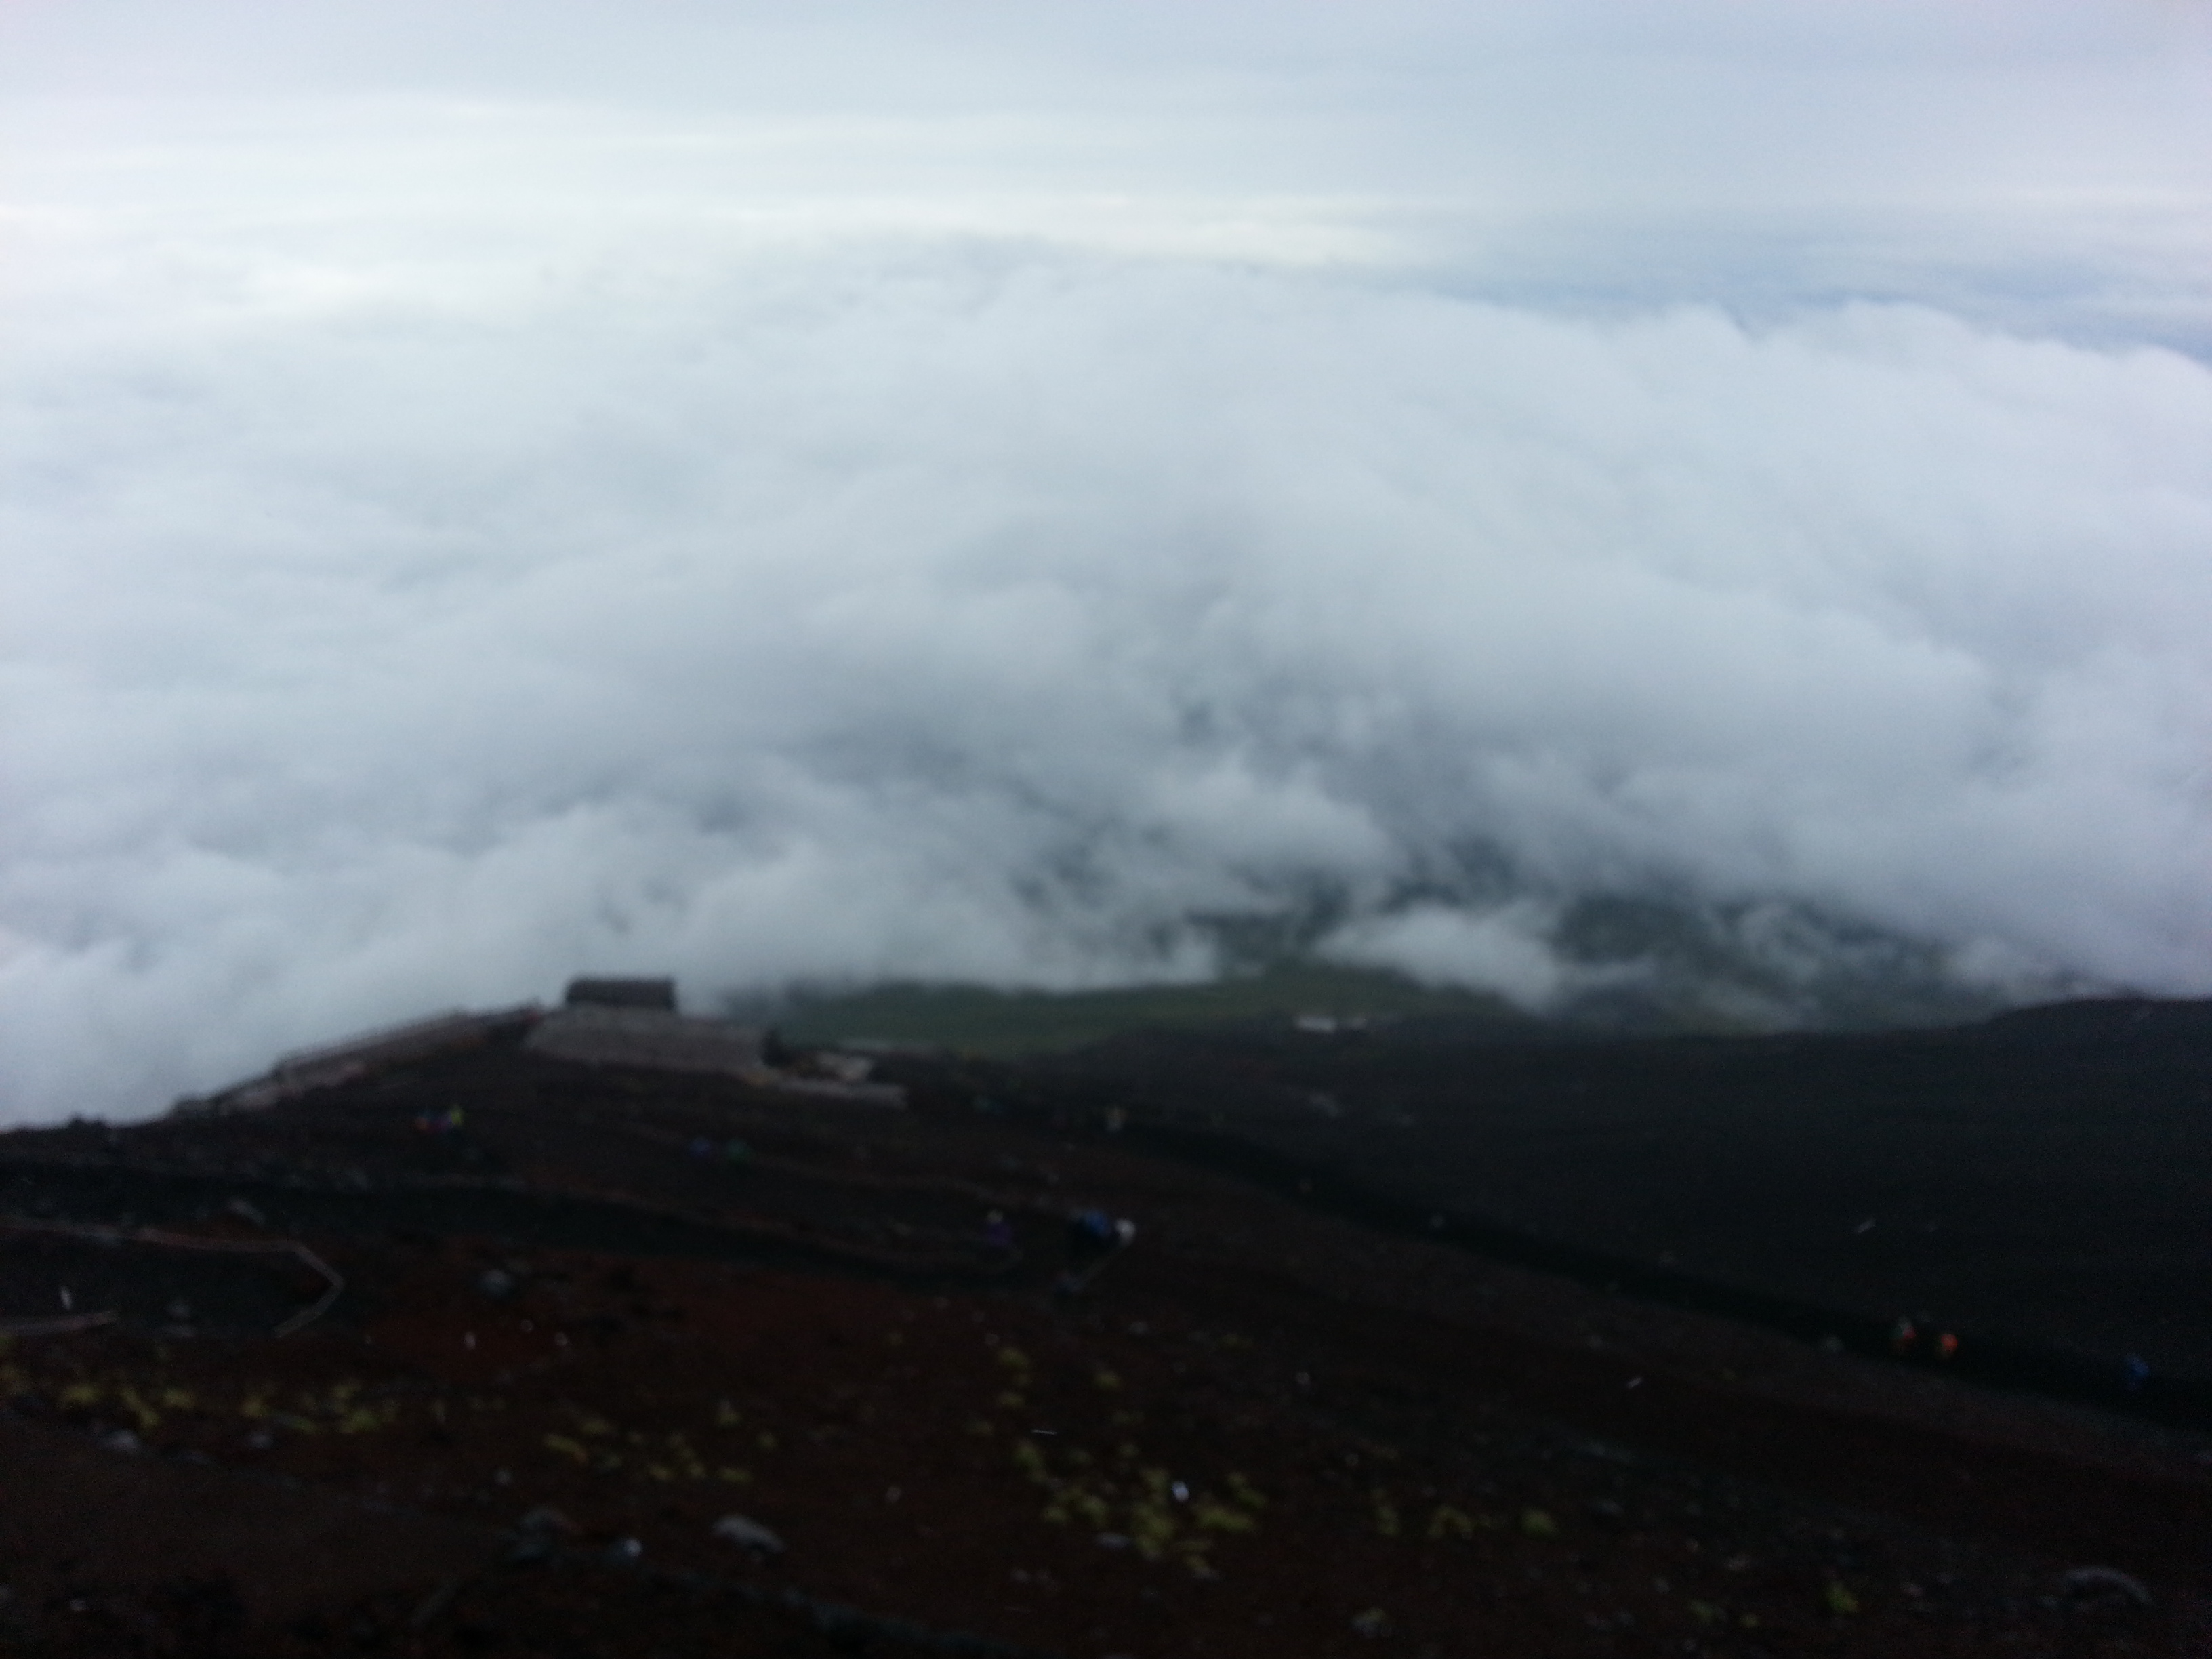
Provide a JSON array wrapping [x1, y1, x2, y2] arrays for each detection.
[[760, 964, 1532, 1057]]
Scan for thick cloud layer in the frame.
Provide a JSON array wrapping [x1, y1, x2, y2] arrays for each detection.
[[3, 3, 2210, 1121]]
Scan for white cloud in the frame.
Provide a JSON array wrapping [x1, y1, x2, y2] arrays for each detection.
[[1322, 903, 1576, 1010], [2, 3, 2210, 1120]]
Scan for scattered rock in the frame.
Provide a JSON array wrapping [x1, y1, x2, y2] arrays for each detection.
[[518, 1505, 577, 1538], [2057, 1567, 2152, 1610], [712, 1514, 785, 1557], [506, 1506, 577, 1565]]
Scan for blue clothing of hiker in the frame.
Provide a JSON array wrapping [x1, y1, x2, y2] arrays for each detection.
[[1067, 1209, 1118, 1263]]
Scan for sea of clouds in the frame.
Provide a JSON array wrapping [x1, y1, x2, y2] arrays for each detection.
[[3, 1, 2210, 1122]]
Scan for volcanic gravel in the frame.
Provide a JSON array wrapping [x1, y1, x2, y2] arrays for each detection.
[[0, 1018, 2207, 1656]]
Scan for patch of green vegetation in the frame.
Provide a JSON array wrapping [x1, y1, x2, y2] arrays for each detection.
[[1554, 893, 2012, 1033], [747, 896, 2018, 1057], [767, 963, 1528, 1057]]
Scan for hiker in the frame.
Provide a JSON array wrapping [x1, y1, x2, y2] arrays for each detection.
[[1065, 1208, 1119, 1269], [1054, 1209, 1136, 1298]]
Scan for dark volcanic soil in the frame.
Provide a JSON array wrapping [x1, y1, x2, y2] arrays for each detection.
[[1, 1007, 2208, 1657], [1025, 998, 2212, 1415]]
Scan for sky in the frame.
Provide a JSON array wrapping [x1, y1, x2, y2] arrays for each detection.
[[3, 1, 2210, 1122]]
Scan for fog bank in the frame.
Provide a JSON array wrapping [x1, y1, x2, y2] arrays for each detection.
[[3, 3, 2209, 1120]]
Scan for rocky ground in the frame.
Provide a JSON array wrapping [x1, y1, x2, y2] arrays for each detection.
[[0, 1012, 2207, 1656]]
